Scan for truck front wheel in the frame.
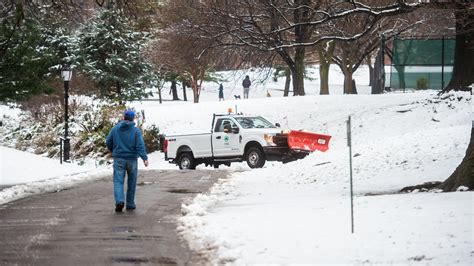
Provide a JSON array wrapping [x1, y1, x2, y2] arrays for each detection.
[[246, 147, 265, 168], [178, 152, 196, 170]]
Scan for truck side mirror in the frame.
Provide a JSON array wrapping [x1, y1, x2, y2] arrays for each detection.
[[223, 124, 232, 133], [231, 127, 240, 134], [275, 123, 281, 128]]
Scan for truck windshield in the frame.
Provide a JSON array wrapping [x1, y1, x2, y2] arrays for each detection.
[[235, 117, 276, 129]]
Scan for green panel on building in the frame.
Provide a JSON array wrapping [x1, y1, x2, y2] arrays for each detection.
[[390, 38, 455, 90]]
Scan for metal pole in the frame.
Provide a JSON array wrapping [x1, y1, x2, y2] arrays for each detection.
[[158, 82, 162, 104], [182, 81, 187, 101], [347, 116, 354, 234], [60, 138, 63, 164], [441, 36, 445, 90], [64, 80, 70, 162], [381, 34, 385, 92]]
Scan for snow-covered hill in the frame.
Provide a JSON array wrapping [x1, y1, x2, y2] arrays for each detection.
[[168, 91, 472, 265]]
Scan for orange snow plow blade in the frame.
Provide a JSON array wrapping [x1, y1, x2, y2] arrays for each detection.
[[287, 130, 331, 152]]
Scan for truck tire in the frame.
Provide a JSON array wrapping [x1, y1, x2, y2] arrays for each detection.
[[178, 152, 196, 170], [245, 146, 265, 168]]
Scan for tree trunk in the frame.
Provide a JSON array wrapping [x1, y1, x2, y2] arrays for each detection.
[[372, 47, 385, 94], [284, 68, 291, 97], [397, 65, 406, 92], [191, 78, 200, 103], [437, 125, 474, 191], [182, 81, 187, 101], [171, 80, 179, 100], [116, 81, 123, 105], [158, 87, 162, 104], [392, 63, 406, 91], [193, 91, 199, 103], [368, 55, 374, 87], [343, 67, 354, 94], [319, 62, 330, 95], [444, 8, 474, 92], [192, 84, 199, 103], [340, 48, 357, 94], [292, 0, 309, 96], [352, 79, 358, 94], [317, 41, 336, 95], [292, 47, 306, 96]]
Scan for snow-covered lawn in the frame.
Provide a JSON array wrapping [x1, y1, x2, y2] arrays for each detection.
[[167, 92, 472, 264], [0, 146, 91, 185], [182, 182, 472, 264], [148, 64, 374, 103], [0, 65, 472, 264]]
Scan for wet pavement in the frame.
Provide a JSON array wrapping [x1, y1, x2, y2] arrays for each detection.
[[0, 169, 227, 265]]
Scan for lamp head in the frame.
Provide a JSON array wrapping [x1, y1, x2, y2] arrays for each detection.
[[61, 65, 72, 82]]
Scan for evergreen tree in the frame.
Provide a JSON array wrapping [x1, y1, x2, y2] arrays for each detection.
[[40, 18, 78, 74], [0, 4, 55, 101], [76, 8, 153, 103]]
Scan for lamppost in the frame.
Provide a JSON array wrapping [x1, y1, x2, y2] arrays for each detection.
[[61, 65, 72, 162]]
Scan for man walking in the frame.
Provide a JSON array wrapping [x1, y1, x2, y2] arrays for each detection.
[[242, 75, 251, 99], [106, 109, 149, 212]]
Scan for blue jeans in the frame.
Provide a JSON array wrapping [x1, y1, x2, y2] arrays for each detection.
[[113, 158, 138, 208]]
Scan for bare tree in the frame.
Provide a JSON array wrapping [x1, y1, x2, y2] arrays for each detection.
[[331, 3, 441, 94], [150, 0, 277, 103], [436, 4, 474, 191], [316, 40, 336, 95], [147, 33, 218, 103], [187, 0, 419, 96], [401, 2, 473, 192], [147, 0, 218, 103]]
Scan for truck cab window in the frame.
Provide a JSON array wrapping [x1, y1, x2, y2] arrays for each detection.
[[214, 119, 236, 132], [235, 117, 275, 129]]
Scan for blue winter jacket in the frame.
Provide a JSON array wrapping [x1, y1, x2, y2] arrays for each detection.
[[106, 121, 148, 161]]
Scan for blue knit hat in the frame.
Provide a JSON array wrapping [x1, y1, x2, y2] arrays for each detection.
[[124, 109, 135, 121]]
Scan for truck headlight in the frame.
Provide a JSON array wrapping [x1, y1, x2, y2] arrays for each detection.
[[264, 134, 275, 145]]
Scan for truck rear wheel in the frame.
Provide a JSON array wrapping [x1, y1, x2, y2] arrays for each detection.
[[178, 152, 196, 170], [246, 146, 265, 168]]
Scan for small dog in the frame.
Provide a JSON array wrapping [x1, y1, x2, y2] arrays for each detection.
[[266, 90, 271, 97], [234, 95, 241, 100]]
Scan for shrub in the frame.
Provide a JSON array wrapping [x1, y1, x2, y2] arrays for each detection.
[[76, 104, 124, 158], [142, 124, 161, 153], [1, 100, 162, 162], [416, 77, 428, 90]]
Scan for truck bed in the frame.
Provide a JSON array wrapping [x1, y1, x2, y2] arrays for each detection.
[[166, 132, 212, 159]]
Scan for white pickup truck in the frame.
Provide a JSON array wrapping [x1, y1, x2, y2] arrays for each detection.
[[161, 113, 331, 169]]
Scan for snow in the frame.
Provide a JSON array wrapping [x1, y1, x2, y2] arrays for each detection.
[[181, 186, 472, 265], [0, 146, 88, 185], [0, 65, 472, 264], [164, 90, 471, 264], [0, 146, 111, 205], [149, 65, 374, 103]]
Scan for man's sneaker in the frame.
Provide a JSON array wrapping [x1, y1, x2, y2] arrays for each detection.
[[115, 202, 124, 212], [126, 206, 136, 210]]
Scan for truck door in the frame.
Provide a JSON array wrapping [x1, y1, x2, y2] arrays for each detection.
[[213, 118, 241, 157]]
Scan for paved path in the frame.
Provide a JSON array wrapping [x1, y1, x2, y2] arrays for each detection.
[[0, 169, 227, 265]]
